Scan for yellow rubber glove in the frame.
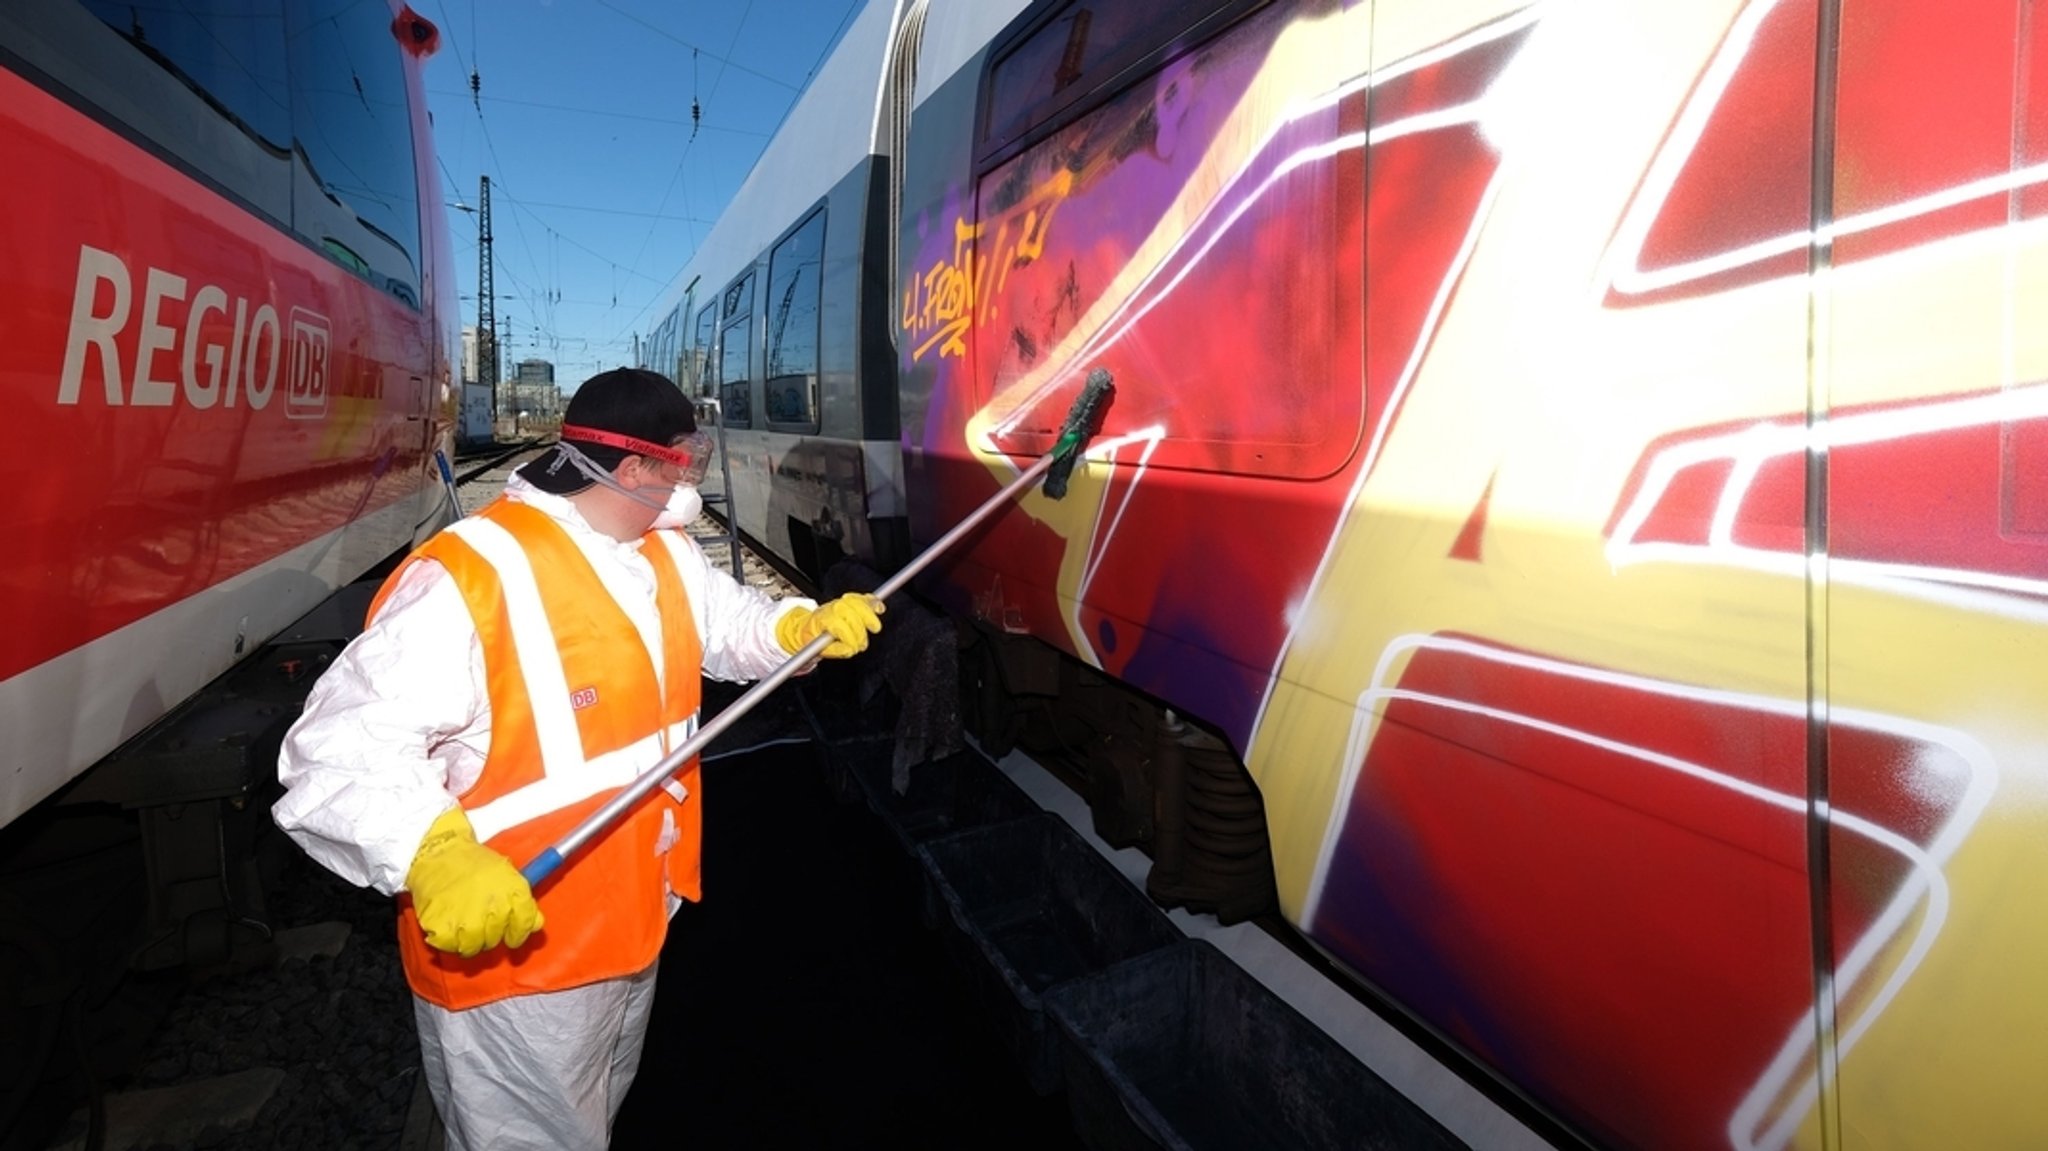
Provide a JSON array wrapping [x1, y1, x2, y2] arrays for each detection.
[[775, 593, 884, 658], [404, 806, 544, 958]]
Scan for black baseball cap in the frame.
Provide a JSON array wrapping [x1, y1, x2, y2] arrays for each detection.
[[516, 368, 697, 495]]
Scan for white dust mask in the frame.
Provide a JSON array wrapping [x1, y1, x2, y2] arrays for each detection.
[[651, 484, 702, 530]]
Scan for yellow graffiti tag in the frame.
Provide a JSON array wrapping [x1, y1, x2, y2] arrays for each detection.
[[902, 170, 1072, 362]]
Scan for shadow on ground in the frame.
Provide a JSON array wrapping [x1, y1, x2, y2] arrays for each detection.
[[610, 672, 1082, 1151]]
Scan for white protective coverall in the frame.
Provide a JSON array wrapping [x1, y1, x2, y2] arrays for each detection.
[[274, 475, 810, 1150]]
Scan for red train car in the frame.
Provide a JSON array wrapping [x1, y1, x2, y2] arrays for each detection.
[[0, 0, 460, 830]]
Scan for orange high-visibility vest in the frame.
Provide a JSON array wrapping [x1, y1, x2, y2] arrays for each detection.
[[371, 498, 705, 1010]]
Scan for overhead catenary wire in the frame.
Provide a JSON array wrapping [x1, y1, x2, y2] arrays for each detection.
[[443, 8, 552, 344], [606, 0, 856, 354], [430, 0, 469, 80], [437, 153, 469, 211], [484, 192, 690, 361], [588, 0, 798, 92], [431, 1, 660, 366], [510, 197, 714, 225], [502, 202, 672, 278], [604, 0, 759, 349], [434, 0, 836, 372], [795, 0, 862, 111], [625, 0, 757, 274], [453, 190, 683, 290], [424, 90, 769, 136]]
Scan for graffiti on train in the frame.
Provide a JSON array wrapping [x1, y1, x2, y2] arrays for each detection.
[[901, 170, 1072, 363]]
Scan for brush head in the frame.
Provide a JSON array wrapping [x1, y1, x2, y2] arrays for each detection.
[[1043, 368, 1116, 500]]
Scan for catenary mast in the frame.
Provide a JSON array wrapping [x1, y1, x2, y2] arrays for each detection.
[[477, 174, 497, 434]]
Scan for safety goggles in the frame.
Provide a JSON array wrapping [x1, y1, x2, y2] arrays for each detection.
[[560, 424, 715, 487]]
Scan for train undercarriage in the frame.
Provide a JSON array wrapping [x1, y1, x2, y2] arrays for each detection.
[[958, 623, 1280, 928]]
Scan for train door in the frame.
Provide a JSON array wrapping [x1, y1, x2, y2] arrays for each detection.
[[882, 0, 929, 347], [714, 269, 759, 547], [693, 301, 719, 401], [1256, 2, 1832, 1146], [1809, 3, 2048, 1147], [719, 271, 755, 428], [906, 0, 1369, 694], [670, 289, 697, 393], [693, 299, 724, 511]]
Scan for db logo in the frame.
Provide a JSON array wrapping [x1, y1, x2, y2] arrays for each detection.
[[569, 687, 599, 710], [286, 307, 330, 419]]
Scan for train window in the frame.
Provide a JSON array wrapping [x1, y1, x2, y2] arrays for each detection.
[[722, 274, 753, 322], [285, 0, 423, 308], [8, 0, 294, 224], [954, 0, 1360, 480], [719, 272, 754, 427], [983, 0, 1250, 155], [649, 308, 678, 379], [76, 0, 292, 146], [692, 304, 718, 400], [668, 312, 690, 395], [764, 210, 825, 428]]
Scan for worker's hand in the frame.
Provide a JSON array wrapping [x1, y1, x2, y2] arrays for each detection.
[[405, 807, 544, 958], [775, 594, 884, 658]]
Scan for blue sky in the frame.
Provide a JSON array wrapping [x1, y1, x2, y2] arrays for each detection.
[[421, 0, 866, 388]]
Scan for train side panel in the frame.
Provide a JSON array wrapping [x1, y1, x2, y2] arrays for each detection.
[[899, 0, 2048, 1147], [0, 0, 456, 825], [1799, 3, 2048, 1144], [1273, 8, 1817, 1146]]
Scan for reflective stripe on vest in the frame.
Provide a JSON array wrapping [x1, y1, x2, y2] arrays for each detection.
[[376, 498, 705, 1010], [450, 513, 699, 843]]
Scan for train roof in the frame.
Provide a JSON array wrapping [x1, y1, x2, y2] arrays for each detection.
[[645, 0, 1033, 329]]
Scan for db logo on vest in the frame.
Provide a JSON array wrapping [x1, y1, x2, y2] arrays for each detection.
[[570, 687, 599, 710]]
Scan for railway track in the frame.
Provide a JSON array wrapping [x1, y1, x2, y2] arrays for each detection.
[[449, 438, 546, 486]]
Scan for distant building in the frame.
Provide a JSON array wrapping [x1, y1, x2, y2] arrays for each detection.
[[502, 358, 560, 427]]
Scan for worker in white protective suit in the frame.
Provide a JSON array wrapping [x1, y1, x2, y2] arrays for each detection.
[[273, 367, 882, 1150]]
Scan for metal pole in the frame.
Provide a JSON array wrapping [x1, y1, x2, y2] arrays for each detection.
[[478, 175, 498, 437], [521, 449, 1065, 888]]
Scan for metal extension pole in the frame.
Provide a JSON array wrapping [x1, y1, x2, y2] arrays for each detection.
[[520, 448, 1066, 887]]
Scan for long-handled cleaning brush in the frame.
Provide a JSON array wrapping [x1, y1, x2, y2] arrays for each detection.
[[520, 368, 1116, 887]]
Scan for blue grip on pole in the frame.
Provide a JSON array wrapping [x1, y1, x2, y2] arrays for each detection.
[[434, 450, 464, 515], [522, 848, 563, 888]]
